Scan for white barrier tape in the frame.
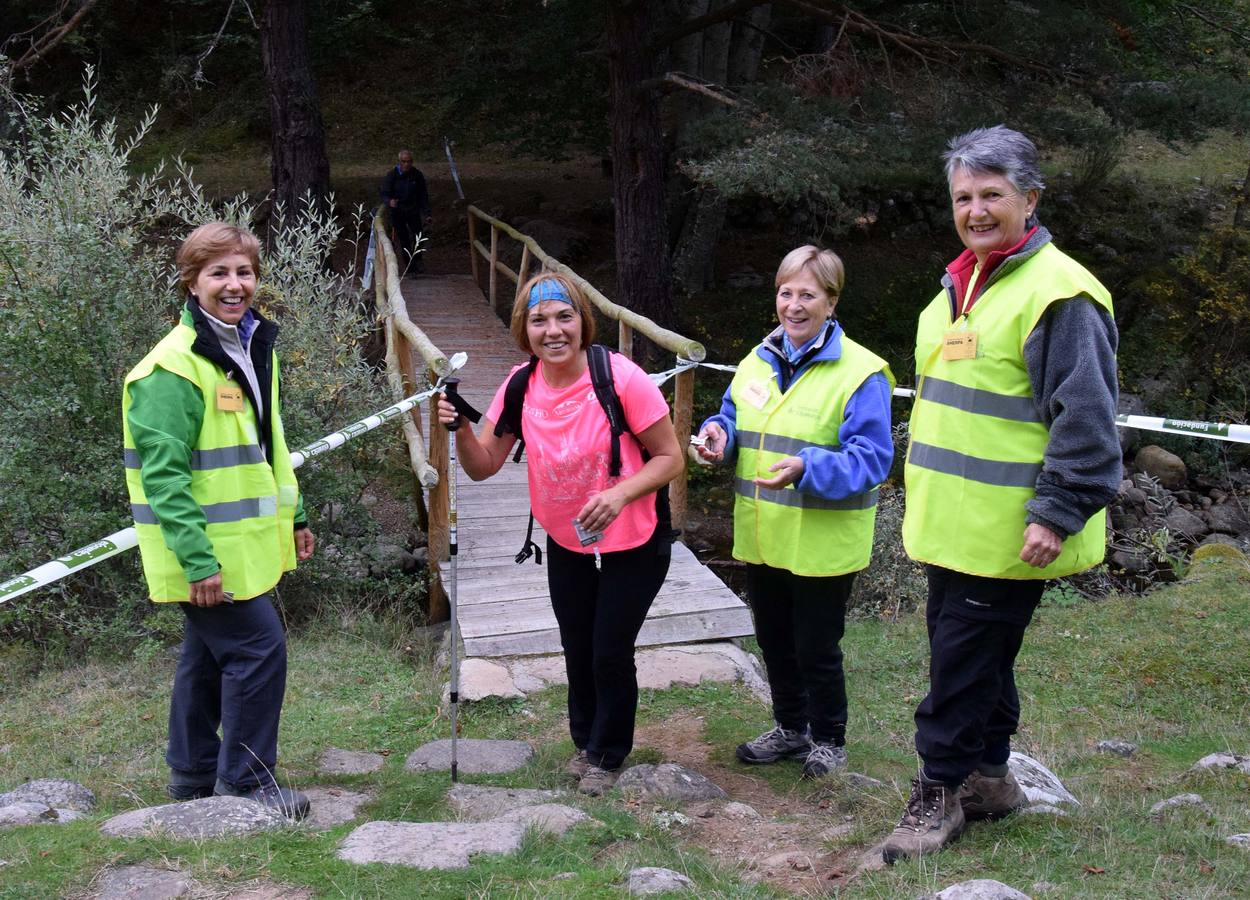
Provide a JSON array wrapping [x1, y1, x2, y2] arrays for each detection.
[[0, 371, 462, 606]]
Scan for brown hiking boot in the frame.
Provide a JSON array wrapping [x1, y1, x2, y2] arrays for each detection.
[[881, 778, 965, 864], [959, 769, 1028, 820], [565, 749, 590, 779], [577, 764, 619, 797]]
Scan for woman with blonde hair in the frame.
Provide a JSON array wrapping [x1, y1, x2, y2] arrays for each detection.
[[697, 245, 894, 780]]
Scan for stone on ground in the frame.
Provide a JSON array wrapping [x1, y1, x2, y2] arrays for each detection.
[[337, 821, 526, 868], [1134, 445, 1186, 489], [1149, 793, 1209, 817], [0, 802, 87, 828], [617, 763, 727, 802], [405, 738, 533, 774], [845, 772, 887, 789], [627, 866, 694, 895], [447, 783, 563, 820], [493, 803, 591, 836], [721, 801, 763, 820], [316, 748, 385, 775], [1095, 740, 1137, 757], [100, 796, 290, 839], [220, 885, 312, 900], [0, 778, 95, 812], [1021, 803, 1068, 817], [1009, 752, 1079, 807], [90, 864, 192, 899], [302, 787, 373, 830], [1227, 833, 1250, 849], [456, 658, 524, 701], [929, 879, 1033, 900], [1191, 751, 1250, 774]]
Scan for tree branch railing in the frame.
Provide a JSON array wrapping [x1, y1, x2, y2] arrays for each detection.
[[465, 204, 706, 533]]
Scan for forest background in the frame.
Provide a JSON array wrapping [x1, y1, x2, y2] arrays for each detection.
[[1, 0, 1249, 651]]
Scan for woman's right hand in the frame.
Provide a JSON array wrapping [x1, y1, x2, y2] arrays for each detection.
[[189, 572, 225, 607], [696, 423, 727, 463], [436, 394, 460, 428]]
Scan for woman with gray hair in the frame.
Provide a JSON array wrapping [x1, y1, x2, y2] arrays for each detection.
[[882, 126, 1119, 862]]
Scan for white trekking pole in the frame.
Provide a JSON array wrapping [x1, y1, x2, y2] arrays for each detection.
[[442, 376, 463, 784]]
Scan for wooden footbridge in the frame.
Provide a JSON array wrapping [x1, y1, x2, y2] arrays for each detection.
[[372, 209, 752, 658]]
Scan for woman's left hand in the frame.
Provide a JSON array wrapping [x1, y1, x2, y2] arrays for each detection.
[[753, 455, 805, 489], [296, 526, 315, 561], [576, 487, 629, 534], [1019, 523, 1061, 568]]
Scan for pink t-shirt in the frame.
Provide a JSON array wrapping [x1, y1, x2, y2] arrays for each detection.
[[485, 352, 671, 553]]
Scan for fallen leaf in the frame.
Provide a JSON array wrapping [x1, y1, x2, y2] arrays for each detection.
[[1195, 611, 1208, 619], [1143, 675, 1155, 686], [1200, 862, 1214, 873], [826, 867, 849, 880], [1083, 865, 1106, 875], [141, 713, 153, 721]]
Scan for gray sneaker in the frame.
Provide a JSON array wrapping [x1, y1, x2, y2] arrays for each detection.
[[736, 725, 812, 764], [881, 778, 965, 864], [802, 742, 848, 779]]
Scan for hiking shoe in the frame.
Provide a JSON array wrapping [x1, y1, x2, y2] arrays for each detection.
[[577, 765, 619, 797], [881, 778, 965, 864], [802, 742, 848, 779], [566, 749, 591, 779], [959, 769, 1027, 820], [214, 778, 310, 820], [736, 725, 812, 764], [167, 770, 215, 801]]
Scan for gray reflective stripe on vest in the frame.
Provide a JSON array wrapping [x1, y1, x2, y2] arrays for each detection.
[[908, 442, 1042, 488], [131, 495, 278, 526], [736, 429, 838, 456], [919, 377, 1041, 423], [124, 445, 266, 470], [734, 477, 878, 511]]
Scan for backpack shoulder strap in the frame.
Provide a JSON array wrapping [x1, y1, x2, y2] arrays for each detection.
[[494, 355, 538, 463], [587, 344, 629, 476]]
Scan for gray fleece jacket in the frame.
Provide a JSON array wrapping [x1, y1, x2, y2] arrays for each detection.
[[940, 225, 1121, 539]]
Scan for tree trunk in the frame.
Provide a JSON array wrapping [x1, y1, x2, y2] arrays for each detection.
[[607, 0, 675, 356], [671, 185, 728, 293], [260, 0, 331, 217]]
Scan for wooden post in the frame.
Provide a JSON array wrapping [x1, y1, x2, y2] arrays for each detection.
[[488, 225, 499, 316], [618, 321, 634, 359], [468, 211, 479, 289], [669, 368, 694, 536], [426, 369, 450, 623], [518, 244, 531, 292]]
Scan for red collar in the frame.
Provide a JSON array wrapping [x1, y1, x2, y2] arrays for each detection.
[[946, 226, 1037, 316]]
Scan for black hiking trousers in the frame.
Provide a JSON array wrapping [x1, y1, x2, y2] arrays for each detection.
[[746, 564, 854, 746], [914, 565, 1044, 786], [546, 527, 670, 771]]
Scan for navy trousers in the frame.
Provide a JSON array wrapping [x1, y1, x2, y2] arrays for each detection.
[[914, 566, 1043, 786], [747, 565, 854, 745], [166, 594, 288, 790], [546, 529, 671, 771]]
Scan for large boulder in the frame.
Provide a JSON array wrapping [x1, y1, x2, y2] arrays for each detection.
[[1134, 446, 1187, 490], [616, 763, 727, 802], [627, 867, 694, 895], [0, 801, 87, 828], [0, 779, 95, 812], [1009, 753, 1079, 808], [1206, 501, 1250, 536], [1163, 506, 1209, 540], [100, 797, 290, 839], [927, 879, 1033, 900]]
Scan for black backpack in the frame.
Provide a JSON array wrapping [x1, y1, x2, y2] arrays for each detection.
[[448, 344, 674, 565]]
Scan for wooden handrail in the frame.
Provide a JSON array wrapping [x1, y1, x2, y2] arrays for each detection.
[[374, 215, 452, 377]]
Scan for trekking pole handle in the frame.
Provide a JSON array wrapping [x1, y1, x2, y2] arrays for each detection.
[[443, 378, 462, 432]]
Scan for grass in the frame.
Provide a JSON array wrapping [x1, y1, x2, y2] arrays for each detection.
[[2, 555, 1249, 897]]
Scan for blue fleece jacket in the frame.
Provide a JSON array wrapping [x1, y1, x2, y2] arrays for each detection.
[[700, 320, 894, 500]]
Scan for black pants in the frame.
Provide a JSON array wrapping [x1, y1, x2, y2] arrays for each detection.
[[166, 594, 288, 790], [914, 566, 1043, 786], [391, 209, 425, 272], [547, 529, 671, 770], [746, 565, 854, 745]]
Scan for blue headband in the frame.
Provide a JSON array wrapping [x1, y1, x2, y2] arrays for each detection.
[[527, 280, 573, 308]]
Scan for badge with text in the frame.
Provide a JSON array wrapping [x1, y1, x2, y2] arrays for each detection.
[[743, 378, 772, 410], [941, 330, 978, 361], [215, 383, 244, 412]]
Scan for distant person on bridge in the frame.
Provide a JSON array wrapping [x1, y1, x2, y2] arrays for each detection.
[[380, 150, 432, 275], [881, 126, 1119, 863], [695, 245, 895, 782], [122, 222, 315, 819], [437, 272, 683, 797]]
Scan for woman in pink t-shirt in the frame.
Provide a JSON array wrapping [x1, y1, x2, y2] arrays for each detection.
[[437, 272, 682, 796]]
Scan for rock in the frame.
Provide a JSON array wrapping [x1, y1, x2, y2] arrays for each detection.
[[1190, 751, 1250, 774], [493, 803, 590, 836], [457, 658, 524, 701], [447, 784, 564, 821], [1149, 793, 1210, 817], [1117, 394, 1146, 453], [1020, 803, 1068, 817], [933, 880, 1033, 899], [0, 802, 87, 828], [100, 796, 290, 839], [1031, 882, 1060, 895], [1111, 548, 1152, 575], [845, 772, 887, 789], [220, 884, 312, 900], [302, 787, 373, 830], [721, 801, 762, 820], [1135, 446, 1187, 490], [617, 763, 727, 802], [626, 866, 694, 895], [0, 778, 95, 812], [317, 748, 385, 775], [405, 739, 533, 775], [1194, 535, 1250, 558], [651, 810, 694, 830], [91, 864, 193, 899], [1206, 502, 1250, 535], [1227, 833, 1250, 849], [367, 540, 406, 577], [337, 820, 525, 868], [1164, 506, 1209, 539], [1008, 753, 1079, 807], [1096, 740, 1138, 757]]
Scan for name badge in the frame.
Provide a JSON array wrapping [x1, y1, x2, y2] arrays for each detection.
[[941, 330, 978, 361], [216, 383, 244, 412], [743, 379, 771, 410]]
